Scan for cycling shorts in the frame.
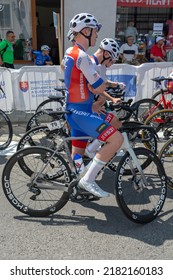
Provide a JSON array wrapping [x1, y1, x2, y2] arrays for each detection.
[[66, 104, 116, 148]]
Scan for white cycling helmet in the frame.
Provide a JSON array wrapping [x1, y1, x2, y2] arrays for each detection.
[[41, 45, 51, 51], [100, 38, 120, 61], [69, 13, 102, 33]]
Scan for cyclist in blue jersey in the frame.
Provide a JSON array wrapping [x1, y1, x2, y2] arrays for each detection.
[[64, 13, 124, 198], [32, 45, 53, 66]]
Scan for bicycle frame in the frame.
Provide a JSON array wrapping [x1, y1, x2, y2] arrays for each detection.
[[30, 118, 149, 191]]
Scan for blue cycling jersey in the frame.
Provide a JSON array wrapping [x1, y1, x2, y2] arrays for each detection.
[[32, 50, 52, 66]]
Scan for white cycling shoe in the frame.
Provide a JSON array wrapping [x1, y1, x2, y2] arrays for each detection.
[[78, 178, 110, 198]]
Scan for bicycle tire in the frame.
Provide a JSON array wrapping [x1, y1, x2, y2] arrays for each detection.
[[17, 125, 70, 152], [2, 146, 72, 217], [0, 110, 13, 150], [144, 109, 173, 142], [26, 110, 55, 131], [36, 99, 64, 113], [115, 147, 167, 223], [159, 137, 173, 190]]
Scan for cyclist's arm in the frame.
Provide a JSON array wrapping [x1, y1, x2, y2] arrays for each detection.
[[89, 87, 121, 104], [78, 52, 108, 93]]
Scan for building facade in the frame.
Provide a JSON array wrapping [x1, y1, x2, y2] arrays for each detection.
[[0, 0, 173, 66]]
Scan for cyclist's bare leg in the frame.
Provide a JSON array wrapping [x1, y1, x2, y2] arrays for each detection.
[[79, 130, 124, 197], [96, 130, 123, 161], [110, 116, 122, 129]]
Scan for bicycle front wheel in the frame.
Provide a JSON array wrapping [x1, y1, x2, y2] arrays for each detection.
[[159, 138, 173, 190], [115, 147, 167, 224], [0, 110, 13, 150], [2, 147, 72, 217]]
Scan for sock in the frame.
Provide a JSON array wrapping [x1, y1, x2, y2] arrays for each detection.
[[86, 139, 101, 153], [82, 156, 106, 183]]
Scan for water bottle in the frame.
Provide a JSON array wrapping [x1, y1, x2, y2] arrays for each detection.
[[73, 154, 85, 174]]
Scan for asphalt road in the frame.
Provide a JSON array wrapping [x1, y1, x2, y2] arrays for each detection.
[[0, 124, 173, 260]]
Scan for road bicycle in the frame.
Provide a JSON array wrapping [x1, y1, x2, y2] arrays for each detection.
[[2, 110, 167, 224], [0, 85, 13, 150], [127, 76, 173, 126], [17, 101, 158, 155], [152, 76, 173, 107]]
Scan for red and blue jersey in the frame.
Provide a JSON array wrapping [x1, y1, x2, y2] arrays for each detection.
[[64, 44, 104, 105]]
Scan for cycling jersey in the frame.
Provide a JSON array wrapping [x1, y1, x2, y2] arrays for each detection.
[[64, 44, 116, 147], [32, 50, 52, 66], [0, 40, 14, 64], [64, 44, 104, 105]]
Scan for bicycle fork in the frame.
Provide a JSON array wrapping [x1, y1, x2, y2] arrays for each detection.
[[122, 132, 148, 185]]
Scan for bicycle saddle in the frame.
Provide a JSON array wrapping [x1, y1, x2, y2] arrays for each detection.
[[151, 76, 173, 83]]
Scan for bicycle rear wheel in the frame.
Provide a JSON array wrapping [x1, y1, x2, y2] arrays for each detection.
[[26, 110, 55, 131], [115, 147, 167, 223], [2, 147, 72, 217], [131, 98, 163, 122], [0, 110, 13, 150], [36, 99, 64, 113], [152, 89, 173, 104]]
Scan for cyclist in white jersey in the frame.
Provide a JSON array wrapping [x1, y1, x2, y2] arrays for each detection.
[[64, 13, 124, 198]]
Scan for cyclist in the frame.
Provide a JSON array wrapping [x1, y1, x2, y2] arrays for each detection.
[[32, 45, 53, 66], [63, 34, 125, 129], [64, 13, 124, 198], [90, 38, 125, 127]]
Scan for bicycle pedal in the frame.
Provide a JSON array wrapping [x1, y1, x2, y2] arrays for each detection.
[[77, 187, 91, 196], [88, 195, 100, 201], [77, 188, 100, 201]]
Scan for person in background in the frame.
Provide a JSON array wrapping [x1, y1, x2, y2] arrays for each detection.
[[125, 20, 138, 43], [14, 33, 25, 60], [0, 30, 15, 69], [119, 35, 139, 65], [150, 36, 166, 62], [145, 30, 155, 61], [32, 45, 53, 66]]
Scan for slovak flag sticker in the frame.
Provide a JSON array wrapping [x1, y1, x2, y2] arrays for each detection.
[[20, 81, 29, 92]]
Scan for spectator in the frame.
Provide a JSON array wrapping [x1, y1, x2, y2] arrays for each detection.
[[14, 33, 25, 60], [0, 30, 15, 69], [150, 36, 166, 62], [145, 30, 155, 60], [32, 45, 53, 66], [125, 20, 138, 43], [23, 39, 32, 61], [119, 36, 139, 65]]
